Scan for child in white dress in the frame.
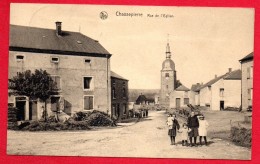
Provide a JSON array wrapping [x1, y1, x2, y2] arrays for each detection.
[[179, 123, 189, 146], [198, 115, 209, 146]]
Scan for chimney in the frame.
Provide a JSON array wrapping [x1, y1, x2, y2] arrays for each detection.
[[228, 68, 232, 73], [55, 21, 62, 36], [215, 74, 217, 78]]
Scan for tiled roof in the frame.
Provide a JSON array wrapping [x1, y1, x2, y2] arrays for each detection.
[[136, 95, 147, 103], [110, 71, 128, 81], [10, 24, 111, 57], [196, 69, 241, 91], [239, 52, 253, 62], [191, 83, 202, 92], [175, 85, 190, 91], [224, 69, 242, 80]]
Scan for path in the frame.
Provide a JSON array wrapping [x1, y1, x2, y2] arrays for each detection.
[[7, 111, 251, 159]]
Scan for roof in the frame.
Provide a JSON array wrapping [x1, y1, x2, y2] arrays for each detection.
[[239, 52, 253, 62], [136, 95, 147, 103], [224, 69, 242, 80], [175, 85, 190, 91], [10, 24, 111, 57], [196, 69, 241, 91], [110, 71, 128, 81], [191, 83, 202, 92]]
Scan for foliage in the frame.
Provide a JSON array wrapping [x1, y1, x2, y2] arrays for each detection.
[[9, 69, 58, 101], [231, 126, 251, 147], [176, 80, 182, 88]]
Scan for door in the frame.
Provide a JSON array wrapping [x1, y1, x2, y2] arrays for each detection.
[[117, 104, 120, 118], [176, 98, 181, 108], [220, 101, 224, 110], [16, 101, 26, 121], [51, 97, 60, 112], [29, 101, 37, 120]]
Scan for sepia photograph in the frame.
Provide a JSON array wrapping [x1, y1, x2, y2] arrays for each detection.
[[7, 3, 254, 160]]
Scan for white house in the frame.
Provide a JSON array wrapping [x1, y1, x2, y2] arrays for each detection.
[[196, 69, 241, 111]]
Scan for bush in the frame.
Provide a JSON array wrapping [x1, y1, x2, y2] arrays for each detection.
[[19, 120, 91, 131], [223, 107, 240, 112], [230, 126, 251, 147], [84, 111, 116, 126]]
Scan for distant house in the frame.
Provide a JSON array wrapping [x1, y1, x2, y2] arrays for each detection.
[[195, 68, 241, 110], [190, 83, 202, 106], [8, 22, 112, 121], [169, 84, 193, 108], [239, 52, 254, 110], [136, 94, 147, 105], [111, 71, 128, 119]]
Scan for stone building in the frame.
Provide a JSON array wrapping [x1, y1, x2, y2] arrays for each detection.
[[239, 52, 254, 111], [195, 69, 241, 110], [169, 85, 194, 108], [159, 43, 177, 108], [8, 22, 112, 121], [111, 71, 129, 119]]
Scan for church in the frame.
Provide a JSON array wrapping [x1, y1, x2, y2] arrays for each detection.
[[159, 42, 193, 109], [159, 43, 177, 107]]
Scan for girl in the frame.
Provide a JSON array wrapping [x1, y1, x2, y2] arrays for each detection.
[[179, 123, 189, 146], [198, 115, 209, 146], [167, 114, 180, 145]]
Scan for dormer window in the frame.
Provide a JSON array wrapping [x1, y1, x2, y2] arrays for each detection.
[[16, 55, 24, 61], [51, 57, 59, 63]]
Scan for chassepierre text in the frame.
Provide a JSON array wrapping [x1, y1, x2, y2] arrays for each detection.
[[116, 11, 143, 17]]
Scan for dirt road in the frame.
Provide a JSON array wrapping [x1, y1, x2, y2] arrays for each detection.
[[7, 111, 251, 160]]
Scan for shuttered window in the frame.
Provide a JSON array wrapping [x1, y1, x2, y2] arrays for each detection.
[[184, 98, 189, 105], [84, 96, 94, 110]]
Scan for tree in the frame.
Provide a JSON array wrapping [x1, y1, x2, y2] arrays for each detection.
[[9, 69, 58, 121]]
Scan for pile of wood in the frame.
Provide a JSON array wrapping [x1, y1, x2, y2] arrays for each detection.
[[8, 107, 18, 130]]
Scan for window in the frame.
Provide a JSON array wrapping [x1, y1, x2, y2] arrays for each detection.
[[165, 73, 169, 78], [83, 96, 94, 110], [123, 104, 127, 115], [112, 87, 116, 99], [83, 77, 93, 90], [51, 75, 61, 90], [208, 86, 211, 91], [123, 88, 126, 98], [51, 57, 59, 63], [85, 59, 91, 63], [219, 88, 224, 97], [112, 80, 115, 86], [166, 85, 168, 89], [184, 98, 189, 105], [16, 55, 24, 61], [247, 66, 253, 79]]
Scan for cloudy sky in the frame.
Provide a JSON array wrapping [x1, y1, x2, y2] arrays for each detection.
[[10, 4, 254, 89]]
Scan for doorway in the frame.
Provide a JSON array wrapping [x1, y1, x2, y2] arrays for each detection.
[[29, 101, 38, 120], [176, 98, 181, 108], [16, 101, 26, 121], [220, 101, 225, 110]]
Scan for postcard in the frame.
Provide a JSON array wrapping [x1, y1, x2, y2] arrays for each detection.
[[7, 3, 254, 160]]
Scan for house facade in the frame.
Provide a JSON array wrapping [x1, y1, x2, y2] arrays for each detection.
[[196, 69, 241, 111], [111, 71, 129, 120], [8, 22, 112, 121], [169, 85, 194, 109], [239, 52, 254, 110]]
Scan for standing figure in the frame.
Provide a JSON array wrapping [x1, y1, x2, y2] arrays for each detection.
[[179, 123, 189, 146], [198, 115, 209, 146], [167, 114, 180, 145], [187, 111, 199, 147]]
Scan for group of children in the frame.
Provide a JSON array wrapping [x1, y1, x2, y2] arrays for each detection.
[[166, 112, 209, 147]]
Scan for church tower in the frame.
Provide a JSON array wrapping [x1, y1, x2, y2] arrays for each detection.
[[159, 43, 177, 108]]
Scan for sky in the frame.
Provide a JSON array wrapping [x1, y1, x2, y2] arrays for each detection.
[[10, 4, 254, 89]]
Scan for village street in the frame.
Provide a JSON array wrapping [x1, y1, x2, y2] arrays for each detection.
[[7, 111, 251, 160]]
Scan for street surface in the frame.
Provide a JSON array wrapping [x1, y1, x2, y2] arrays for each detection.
[[7, 111, 251, 160]]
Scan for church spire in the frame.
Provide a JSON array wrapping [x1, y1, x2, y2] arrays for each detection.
[[166, 41, 171, 59]]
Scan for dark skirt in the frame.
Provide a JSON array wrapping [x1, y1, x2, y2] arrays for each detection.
[[168, 128, 177, 136], [188, 127, 199, 137]]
